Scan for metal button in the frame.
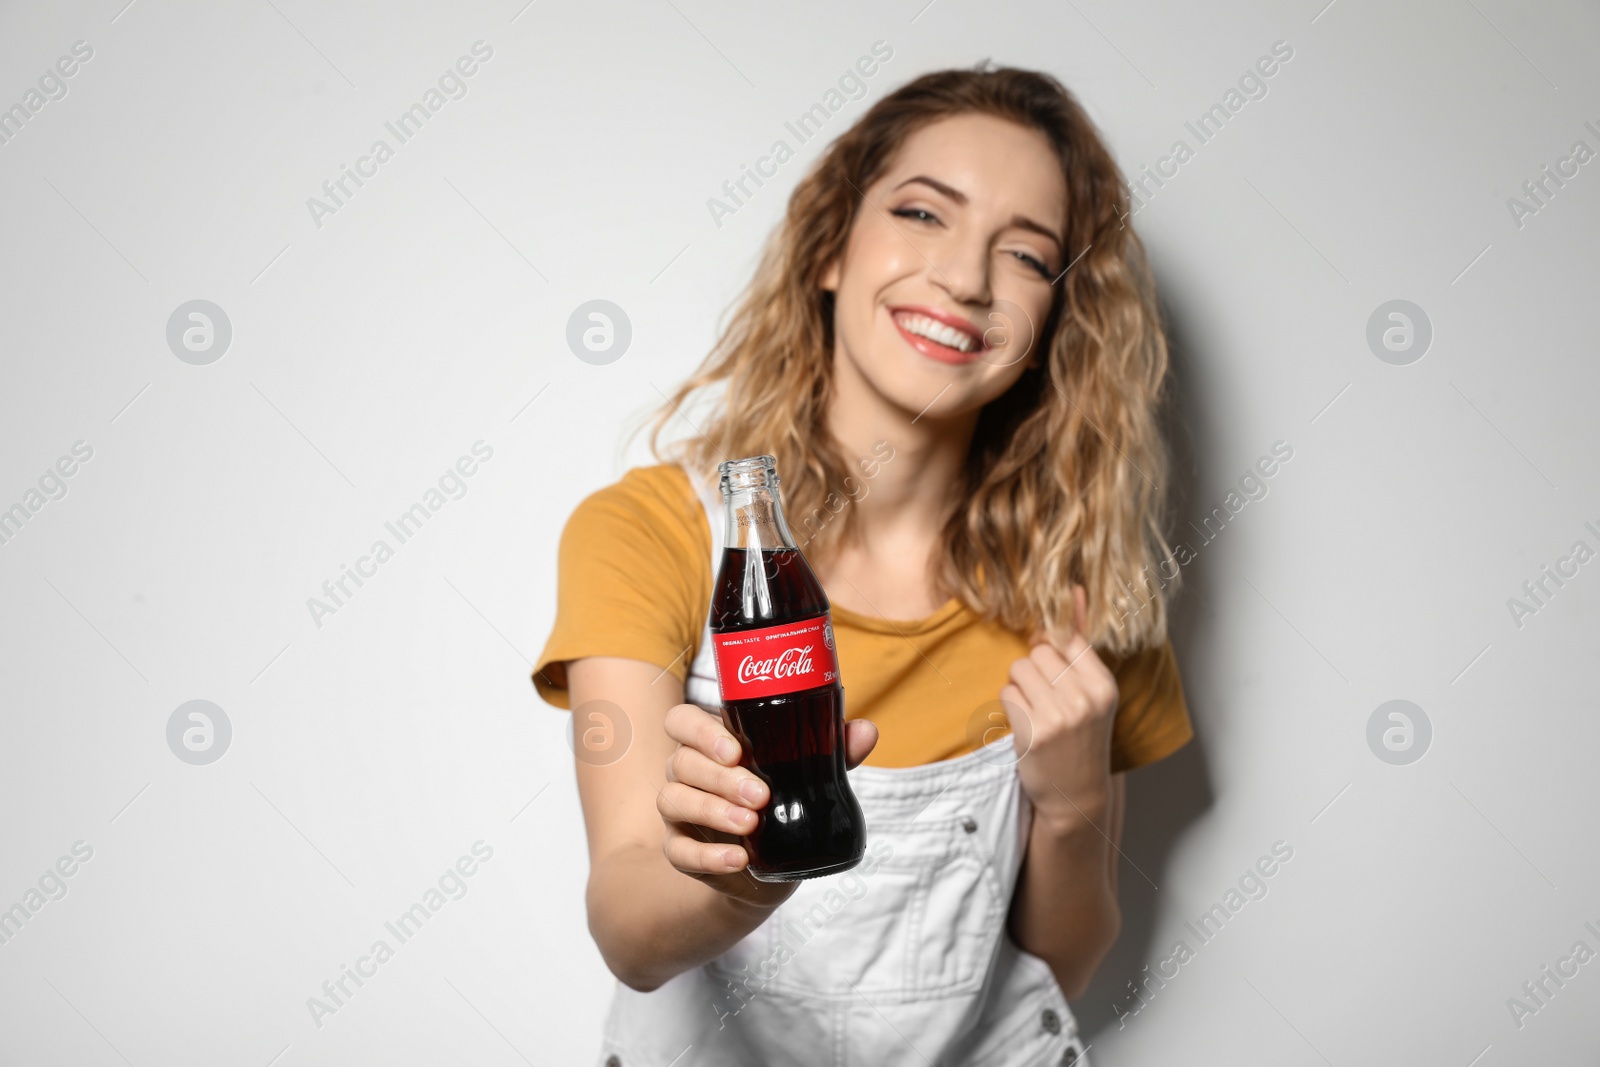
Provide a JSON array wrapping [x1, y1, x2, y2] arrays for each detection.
[[1060, 1047, 1079, 1066], [961, 816, 978, 834], [1041, 1008, 1061, 1034]]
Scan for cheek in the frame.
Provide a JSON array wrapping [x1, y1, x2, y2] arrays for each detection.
[[835, 224, 913, 340], [994, 284, 1054, 364], [847, 217, 920, 286], [991, 274, 1053, 328]]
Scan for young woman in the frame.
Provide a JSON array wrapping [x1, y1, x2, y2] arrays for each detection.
[[534, 66, 1191, 1067]]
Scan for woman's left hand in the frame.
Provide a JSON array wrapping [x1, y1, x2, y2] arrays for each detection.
[[1000, 585, 1120, 833]]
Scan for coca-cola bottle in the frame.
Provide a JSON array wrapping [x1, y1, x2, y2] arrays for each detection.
[[709, 455, 866, 881]]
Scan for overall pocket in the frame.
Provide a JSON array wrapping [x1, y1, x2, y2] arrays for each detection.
[[708, 812, 1007, 1007]]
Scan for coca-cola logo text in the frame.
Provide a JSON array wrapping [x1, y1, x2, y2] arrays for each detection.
[[712, 616, 839, 700], [737, 644, 815, 685]]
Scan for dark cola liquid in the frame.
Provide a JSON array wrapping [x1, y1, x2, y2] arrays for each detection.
[[711, 546, 866, 881]]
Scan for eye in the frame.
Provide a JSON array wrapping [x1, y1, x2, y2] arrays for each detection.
[[890, 206, 941, 225], [1009, 250, 1053, 280]]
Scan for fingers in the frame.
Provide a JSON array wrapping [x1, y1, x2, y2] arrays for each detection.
[[664, 702, 742, 765], [1009, 654, 1071, 722], [999, 683, 1035, 751], [1011, 638, 1117, 717], [657, 702, 769, 879], [666, 743, 769, 809], [843, 718, 879, 770], [1028, 633, 1099, 689], [656, 780, 759, 837], [1020, 585, 1118, 706], [662, 823, 748, 876]]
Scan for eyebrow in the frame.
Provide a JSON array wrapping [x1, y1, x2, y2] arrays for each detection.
[[893, 174, 1063, 250]]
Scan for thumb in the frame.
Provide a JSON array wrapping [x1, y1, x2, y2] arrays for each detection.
[[1031, 584, 1090, 649], [843, 717, 879, 770]]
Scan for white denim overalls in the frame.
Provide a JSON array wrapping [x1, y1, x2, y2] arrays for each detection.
[[595, 469, 1090, 1067]]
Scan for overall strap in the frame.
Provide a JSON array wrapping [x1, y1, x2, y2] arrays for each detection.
[[683, 464, 723, 711]]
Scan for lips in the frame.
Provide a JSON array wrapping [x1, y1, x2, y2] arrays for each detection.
[[890, 305, 986, 365]]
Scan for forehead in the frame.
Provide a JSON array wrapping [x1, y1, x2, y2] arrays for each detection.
[[876, 112, 1067, 232]]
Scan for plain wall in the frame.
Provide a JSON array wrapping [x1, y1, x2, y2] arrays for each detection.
[[1, 0, 1596, 1063]]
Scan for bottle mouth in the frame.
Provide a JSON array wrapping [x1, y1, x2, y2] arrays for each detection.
[[718, 455, 779, 494]]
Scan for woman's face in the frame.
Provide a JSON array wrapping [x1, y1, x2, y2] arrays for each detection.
[[823, 112, 1067, 422]]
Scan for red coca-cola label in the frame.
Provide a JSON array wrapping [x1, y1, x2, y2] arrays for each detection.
[[711, 615, 839, 701]]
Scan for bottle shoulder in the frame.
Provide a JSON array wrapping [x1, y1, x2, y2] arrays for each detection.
[[710, 545, 829, 631]]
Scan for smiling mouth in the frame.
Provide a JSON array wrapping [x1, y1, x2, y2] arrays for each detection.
[[891, 309, 984, 357]]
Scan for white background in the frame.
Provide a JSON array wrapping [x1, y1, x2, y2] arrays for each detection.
[[1, 0, 1597, 1063]]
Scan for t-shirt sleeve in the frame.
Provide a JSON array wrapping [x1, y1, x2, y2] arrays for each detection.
[[1107, 638, 1192, 773], [532, 467, 710, 710]]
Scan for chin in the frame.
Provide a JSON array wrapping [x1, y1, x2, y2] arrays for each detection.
[[876, 364, 978, 421]]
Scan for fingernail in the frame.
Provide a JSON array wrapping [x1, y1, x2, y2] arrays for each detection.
[[722, 848, 743, 870], [731, 805, 755, 827], [739, 778, 765, 804], [714, 738, 739, 763]]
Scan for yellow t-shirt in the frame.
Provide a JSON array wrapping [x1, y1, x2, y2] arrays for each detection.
[[534, 465, 1192, 772]]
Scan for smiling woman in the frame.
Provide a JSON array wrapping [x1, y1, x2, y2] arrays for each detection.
[[535, 64, 1190, 1066]]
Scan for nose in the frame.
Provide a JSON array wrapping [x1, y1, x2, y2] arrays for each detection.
[[931, 232, 991, 308]]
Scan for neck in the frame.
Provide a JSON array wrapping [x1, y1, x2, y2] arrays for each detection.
[[823, 348, 977, 553]]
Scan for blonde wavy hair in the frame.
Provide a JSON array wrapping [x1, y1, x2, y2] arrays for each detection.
[[647, 65, 1177, 656]]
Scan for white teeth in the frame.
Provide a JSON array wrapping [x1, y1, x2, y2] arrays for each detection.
[[896, 312, 976, 353]]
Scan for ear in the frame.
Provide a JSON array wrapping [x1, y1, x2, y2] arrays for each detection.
[[820, 255, 841, 293]]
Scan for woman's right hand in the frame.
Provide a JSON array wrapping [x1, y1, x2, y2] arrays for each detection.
[[658, 702, 879, 910]]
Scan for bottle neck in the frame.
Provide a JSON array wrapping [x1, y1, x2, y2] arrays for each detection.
[[722, 484, 799, 552]]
